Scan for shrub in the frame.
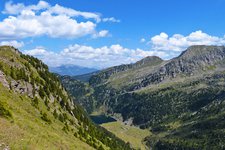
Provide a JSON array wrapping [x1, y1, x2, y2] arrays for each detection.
[[32, 97, 39, 108], [41, 112, 51, 123], [0, 103, 12, 118]]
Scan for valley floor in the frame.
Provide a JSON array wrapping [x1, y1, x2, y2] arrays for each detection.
[[101, 121, 151, 150]]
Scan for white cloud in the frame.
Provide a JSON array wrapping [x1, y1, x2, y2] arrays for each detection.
[[23, 44, 167, 68], [0, 1, 107, 40], [60, 44, 167, 67], [150, 30, 225, 51], [140, 38, 146, 43], [47, 4, 101, 22], [2, 1, 50, 15], [0, 40, 24, 48], [23, 47, 49, 56], [102, 17, 120, 23], [92, 30, 109, 38]]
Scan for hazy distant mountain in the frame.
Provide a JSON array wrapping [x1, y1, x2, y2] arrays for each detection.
[[49, 65, 98, 76]]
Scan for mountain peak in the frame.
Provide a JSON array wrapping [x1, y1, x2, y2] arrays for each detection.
[[135, 56, 163, 66], [0, 46, 21, 55], [179, 45, 225, 58]]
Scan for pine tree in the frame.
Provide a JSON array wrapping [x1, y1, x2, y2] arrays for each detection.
[[10, 67, 17, 80], [39, 87, 46, 99], [53, 109, 58, 119], [32, 97, 39, 108]]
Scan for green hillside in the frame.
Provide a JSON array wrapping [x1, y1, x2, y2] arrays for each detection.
[[0, 46, 131, 150]]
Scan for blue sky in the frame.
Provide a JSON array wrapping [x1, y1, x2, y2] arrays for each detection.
[[0, 0, 225, 68]]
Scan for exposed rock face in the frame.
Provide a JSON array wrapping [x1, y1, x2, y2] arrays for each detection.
[[49, 94, 55, 103], [89, 45, 225, 91], [131, 46, 225, 90], [10, 80, 33, 98], [0, 71, 9, 89]]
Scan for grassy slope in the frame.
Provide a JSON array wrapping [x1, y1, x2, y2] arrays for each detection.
[[0, 46, 132, 150], [101, 121, 150, 150], [108, 60, 164, 89], [0, 84, 94, 150], [0, 46, 93, 149]]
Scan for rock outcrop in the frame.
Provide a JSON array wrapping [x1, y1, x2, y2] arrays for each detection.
[[0, 71, 9, 89], [131, 46, 225, 90]]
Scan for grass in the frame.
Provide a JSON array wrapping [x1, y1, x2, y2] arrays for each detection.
[[101, 121, 151, 150], [0, 83, 94, 150]]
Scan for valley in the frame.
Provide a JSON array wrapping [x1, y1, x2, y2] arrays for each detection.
[[101, 121, 150, 150]]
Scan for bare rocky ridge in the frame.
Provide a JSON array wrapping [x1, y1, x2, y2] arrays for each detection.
[[90, 45, 225, 90], [10, 80, 34, 97], [132, 45, 225, 90]]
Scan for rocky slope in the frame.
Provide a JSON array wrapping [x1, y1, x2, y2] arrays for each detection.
[[0, 46, 131, 150], [61, 45, 225, 149], [89, 56, 163, 87]]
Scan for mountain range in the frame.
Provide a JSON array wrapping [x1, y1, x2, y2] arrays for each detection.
[[60, 45, 225, 149]]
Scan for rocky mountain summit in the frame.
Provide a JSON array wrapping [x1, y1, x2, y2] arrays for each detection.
[[90, 45, 225, 90], [132, 45, 225, 90]]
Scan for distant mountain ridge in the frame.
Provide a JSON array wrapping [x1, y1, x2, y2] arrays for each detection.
[[50, 65, 98, 76], [73, 71, 100, 82]]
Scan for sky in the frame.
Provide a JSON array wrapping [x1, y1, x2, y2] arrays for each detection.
[[0, 0, 225, 69]]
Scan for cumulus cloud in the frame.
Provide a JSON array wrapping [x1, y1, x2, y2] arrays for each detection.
[[24, 44, 167, 68], [150, 30, 225, 51], [2, 1, 50, 15], [92, 30, 109, 38], [47, 4, 101, 22], [0, 40, 24, 48], [102, 17, 120, 23], [0, 1, 106, 39]]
